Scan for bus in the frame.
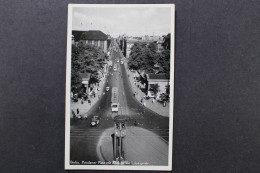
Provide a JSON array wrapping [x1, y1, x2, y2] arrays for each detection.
[[111, 87, 119, 112]]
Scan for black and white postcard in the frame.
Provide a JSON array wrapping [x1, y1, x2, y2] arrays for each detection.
[[65, 4, 175, 170]]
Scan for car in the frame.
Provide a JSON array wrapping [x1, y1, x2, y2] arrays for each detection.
[[106, 86, 110, 92], [83, 114, 88, 119], [82, 93, 88, 100], [147, 91, 155, 98], [117, 59, 119, 63], [72, 97, 78, 102], [90, 116, 100, 126]]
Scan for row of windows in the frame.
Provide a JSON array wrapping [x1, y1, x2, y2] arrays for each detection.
[[87, 40, 105, 49]]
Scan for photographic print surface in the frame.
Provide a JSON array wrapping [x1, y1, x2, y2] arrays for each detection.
[[65, 4, 175, 170]]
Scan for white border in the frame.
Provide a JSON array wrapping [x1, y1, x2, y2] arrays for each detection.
[[65, 4, 175, 171]]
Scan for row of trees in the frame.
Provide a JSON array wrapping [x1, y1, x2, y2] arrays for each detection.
[[128, 34, 171, 102], [71, 42, 108, 94], [128, 38, 171, 75]]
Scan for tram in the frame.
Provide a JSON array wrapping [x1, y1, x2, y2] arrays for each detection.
[[111, 87, 119, 112]]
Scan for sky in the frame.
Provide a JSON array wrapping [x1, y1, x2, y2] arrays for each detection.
[[72, 6, 172, 37]]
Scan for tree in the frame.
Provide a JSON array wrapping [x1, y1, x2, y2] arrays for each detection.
[[76, 43, 108, 81], [71, 45, 82, 93], [156, 49, 170, 75], [165, 85, 170, 95], [153, 83, 160, 96], [70, 43, 108, 93], [128, 43, 158, 74], [147, 42, 157, 53], [159, 93, 169, 102], [128, 40, 171, 76], [162, 33, 170, 50]]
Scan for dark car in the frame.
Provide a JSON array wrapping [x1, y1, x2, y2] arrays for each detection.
[[72, 97, 78, 102], [82, 93, 88, 100], [90, 116, 100, 126]]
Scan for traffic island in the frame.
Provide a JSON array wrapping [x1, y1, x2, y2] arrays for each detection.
[[96, 126, 168, 166]]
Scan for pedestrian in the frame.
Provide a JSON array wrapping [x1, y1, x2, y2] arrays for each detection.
[[143, 101, 146, 107], [81, 97, 84, 104], [77, 108, 79, 114], [134, 119, 137, 126], [141, 98, 143, 103], [89, 100, 91, 105], [72, 110, 76, 118], [94, 93, 96, 98], [152, 98, 155, 103]]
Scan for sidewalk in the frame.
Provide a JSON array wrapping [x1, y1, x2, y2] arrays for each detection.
[[123, 63, 170, 117], [70, 74, 108, 118]]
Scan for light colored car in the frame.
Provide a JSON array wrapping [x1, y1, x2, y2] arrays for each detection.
[[147, 91, 155, 98], [106, 86, 110, 92], [91, 116, 100, 126]]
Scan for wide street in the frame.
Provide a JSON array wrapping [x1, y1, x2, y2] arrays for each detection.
[[70, 41, 170, 163]]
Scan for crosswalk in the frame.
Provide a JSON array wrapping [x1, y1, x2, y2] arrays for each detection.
[[70, 128, 169, 140]]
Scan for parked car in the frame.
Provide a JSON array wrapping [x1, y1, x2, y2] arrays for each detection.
[[83, 113, 88, 119], [72, 97, 78, 102], [147, 91, 155, 98], [106, 86, 110, 92], [90, 116, 100, 126], [157, 93, 169, 102], [82, 93, 88, 100]]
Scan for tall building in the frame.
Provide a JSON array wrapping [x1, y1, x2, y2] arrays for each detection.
[[80, 30, 108, 52]]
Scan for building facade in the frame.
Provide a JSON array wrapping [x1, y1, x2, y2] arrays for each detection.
[[146, 74, 170, 95], [80, 30, 108, 53]]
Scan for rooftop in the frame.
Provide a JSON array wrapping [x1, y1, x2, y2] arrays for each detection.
[[127, 39, 154, 44], [80, 30, 108, 41], [146, 73, 170, 80], [79, 73, 91, 79]]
